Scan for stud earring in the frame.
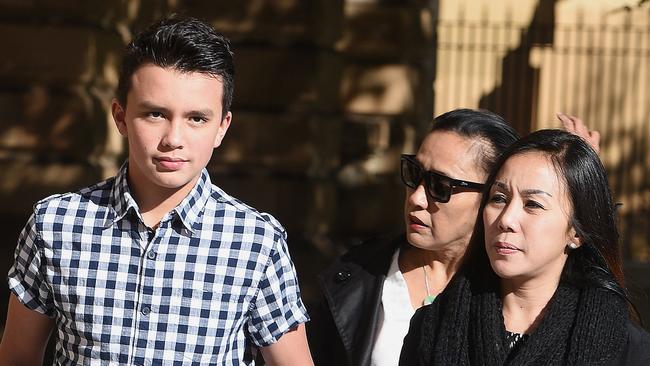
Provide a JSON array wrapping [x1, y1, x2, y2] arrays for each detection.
[[567, 242, 578, 249]]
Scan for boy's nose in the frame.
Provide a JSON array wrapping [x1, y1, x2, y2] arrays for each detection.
[[161, 121, 184, 149]]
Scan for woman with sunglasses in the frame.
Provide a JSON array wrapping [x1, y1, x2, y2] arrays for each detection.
[[308, 109, 520, 366], [399, 129, 650, 365]]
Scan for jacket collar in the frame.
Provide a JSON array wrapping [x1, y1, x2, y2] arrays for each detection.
[[318, 234, 406, 366]]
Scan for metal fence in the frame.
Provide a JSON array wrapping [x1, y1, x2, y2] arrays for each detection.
[[434, 9, 650, 261]]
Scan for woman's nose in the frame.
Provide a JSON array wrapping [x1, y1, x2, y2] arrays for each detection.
[[497, 203, 518, 232], [407, 184, 428, 210]]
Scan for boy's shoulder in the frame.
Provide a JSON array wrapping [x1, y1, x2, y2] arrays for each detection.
[[207, 183, 287, 239], [33, 176, 117, 217]]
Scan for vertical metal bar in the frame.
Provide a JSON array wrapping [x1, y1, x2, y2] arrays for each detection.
[[454, 6, 466, 107], [541, 23, 555, 126], [467, 21, 477, 109], [517, 26, 530, 132], [493, 11, 504, 115], [609, 24, 623, 199], [560, 23, 572, 114], [529, 24, 540, 128], [438, 21, 451, 115], [639, 8, 650, 260], [585, 24, 597, 128], [627, 24, 645, 260], [479, 7, 489, 110], [573, 11, 585, 119], [594, 22, 607, 165], [619, 13, 635, 255], [446, 20, 456, 111], [502, 7, 514, 124]]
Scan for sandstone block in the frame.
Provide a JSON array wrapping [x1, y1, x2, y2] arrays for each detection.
[[334, 176, 404, 238], [0, 159, 103, 216], [0, 24, 122, 86], [234, 47, 341, 111], [340, 2, 429, 59], [173, 0, 343, 46], [341, 64, 418, 115], [0, 0, 131, 27], [340, 115, 409, 163], [0, 86, 113, 158], [209, 173, 337, 239], [209, 111, 341, 176]]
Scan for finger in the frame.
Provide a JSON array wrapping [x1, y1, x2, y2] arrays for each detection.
[[568, 115, 589, 137], [572, 116, 599, 152], [557, 113, 576, 132], [589, 131, 601, 154]]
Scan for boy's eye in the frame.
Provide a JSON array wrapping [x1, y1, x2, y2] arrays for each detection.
[[190, 116, 207, 123]]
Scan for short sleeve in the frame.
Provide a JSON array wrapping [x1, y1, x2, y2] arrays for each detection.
[[246, 233, 309, 347], [7, 209, 55, 317]]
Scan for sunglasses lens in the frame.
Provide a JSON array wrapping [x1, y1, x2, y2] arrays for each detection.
[[426, 174, 452, 202], [401, 156, 454, 202], [401, 158, 421, 188]]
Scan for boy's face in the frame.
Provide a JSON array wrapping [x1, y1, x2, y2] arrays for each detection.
[[112, 64, 231, 197]]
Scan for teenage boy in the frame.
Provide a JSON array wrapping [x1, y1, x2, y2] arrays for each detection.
[[0, 16, 312, 365]]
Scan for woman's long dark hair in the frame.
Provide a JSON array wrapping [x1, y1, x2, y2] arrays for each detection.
[[465, 129, 631, 312]]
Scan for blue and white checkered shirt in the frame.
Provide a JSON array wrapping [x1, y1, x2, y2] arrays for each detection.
[[8, 163, 309, 365]]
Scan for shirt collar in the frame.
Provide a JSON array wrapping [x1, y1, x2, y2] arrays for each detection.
[[106, 161, 212, 233], [172, 168, 212, 234], [107, 161, 140, 227]]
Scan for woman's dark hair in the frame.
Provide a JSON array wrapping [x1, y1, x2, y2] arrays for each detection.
[[467, 129, 628, 303], [116, 15, 235, 115], [430, 109, 520, 175]]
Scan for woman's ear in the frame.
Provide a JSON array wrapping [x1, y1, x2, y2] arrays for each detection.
[[567, 228, 582, 249]]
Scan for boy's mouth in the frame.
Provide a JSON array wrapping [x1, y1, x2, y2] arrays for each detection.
[[155, 157, 188, 170]]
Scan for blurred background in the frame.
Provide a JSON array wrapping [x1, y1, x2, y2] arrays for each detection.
[[1, 0, 649, 343]]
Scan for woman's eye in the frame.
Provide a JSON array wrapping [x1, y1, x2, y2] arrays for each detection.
[[488, 193, 507, 204], [525, 200, 544, 209]]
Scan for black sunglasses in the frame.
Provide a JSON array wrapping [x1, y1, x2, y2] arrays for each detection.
[[400, 154, 485, 203]]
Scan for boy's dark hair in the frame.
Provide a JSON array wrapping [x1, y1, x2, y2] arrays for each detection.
[[116, 16, 235, 116]]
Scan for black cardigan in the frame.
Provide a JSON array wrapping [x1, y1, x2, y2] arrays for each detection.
[[400, 288, 650, 366], [307, 234, 405, 366]]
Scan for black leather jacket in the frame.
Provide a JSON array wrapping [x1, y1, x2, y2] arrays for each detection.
[[307, 234, 405, 366]]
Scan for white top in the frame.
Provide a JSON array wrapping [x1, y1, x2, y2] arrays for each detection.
[[370, 247, 416, 366]]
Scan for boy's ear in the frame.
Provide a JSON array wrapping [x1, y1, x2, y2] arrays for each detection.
[[111, 99, 128, 136], [213, 111, 232, 148]]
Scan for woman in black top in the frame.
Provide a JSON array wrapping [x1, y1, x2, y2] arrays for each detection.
[[400, 130, 650, 365]]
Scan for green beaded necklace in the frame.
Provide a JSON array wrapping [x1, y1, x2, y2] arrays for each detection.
[[423, 265, 437, 305]]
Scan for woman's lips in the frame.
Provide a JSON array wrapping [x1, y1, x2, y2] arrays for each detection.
[[408, 215, 429, 231], [493, 241, 521, 255]]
